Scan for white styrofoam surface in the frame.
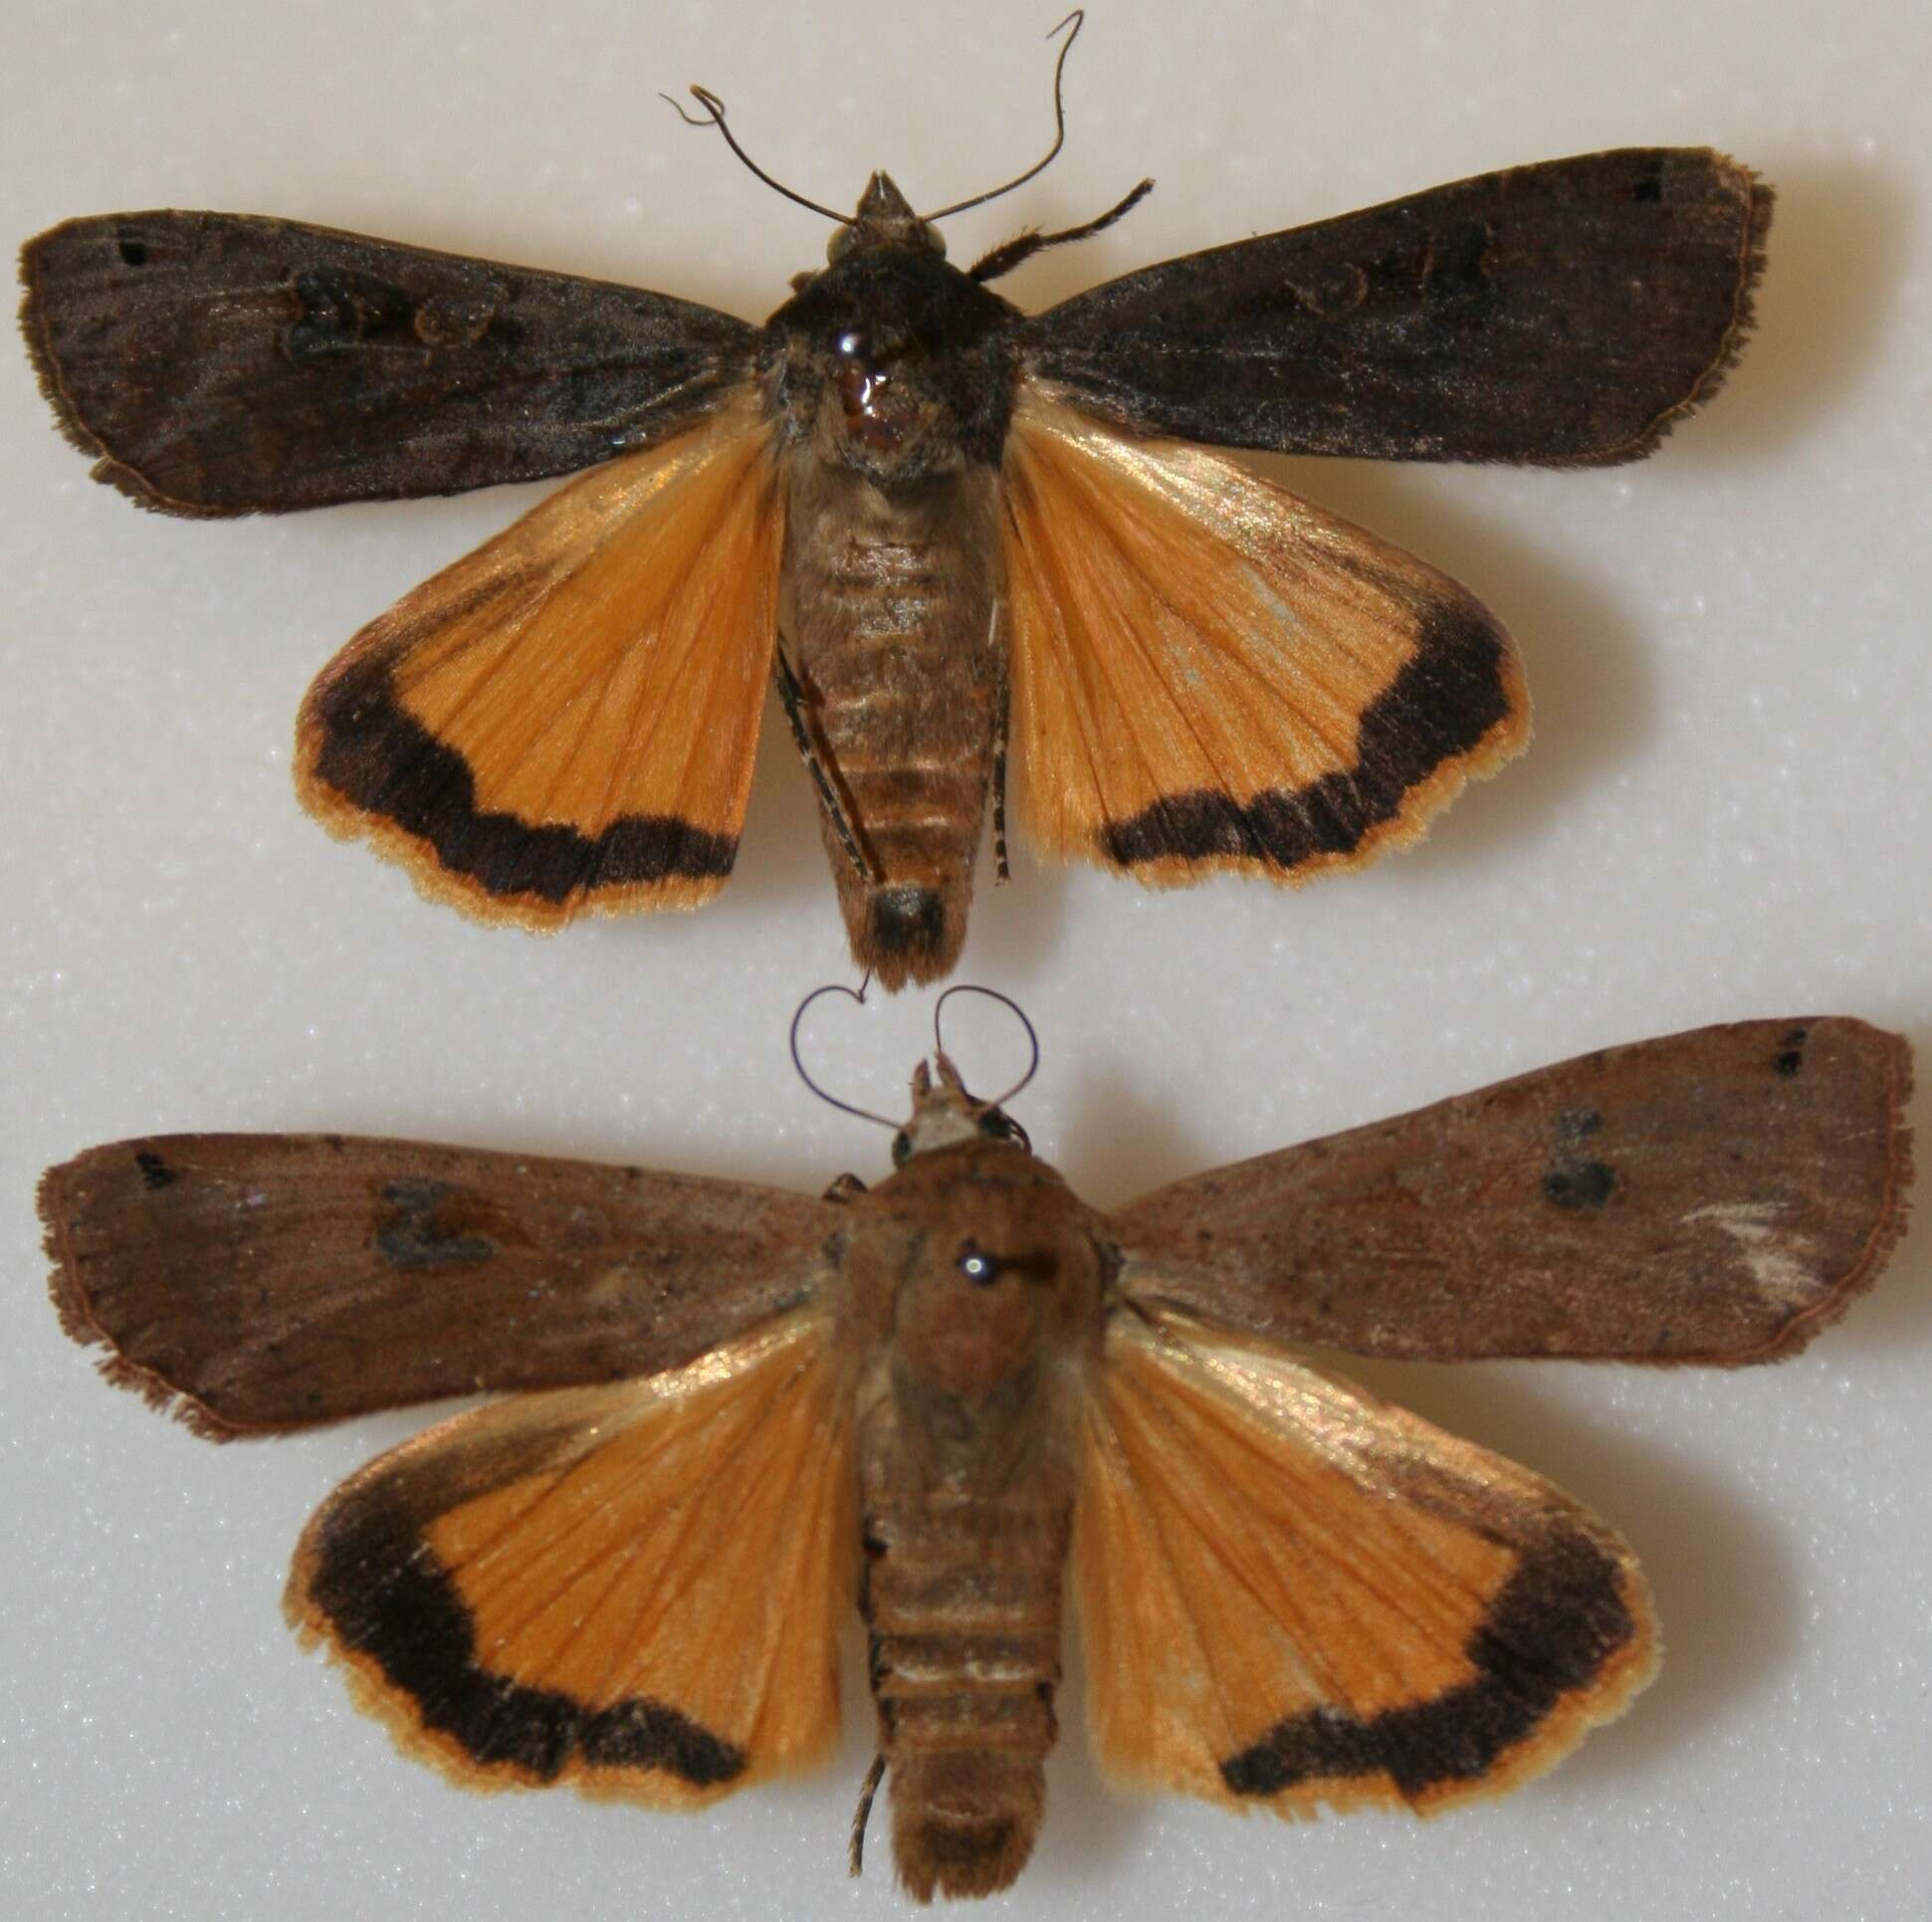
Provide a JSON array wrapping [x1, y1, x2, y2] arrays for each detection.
[[3, 1, 1927, 1916]]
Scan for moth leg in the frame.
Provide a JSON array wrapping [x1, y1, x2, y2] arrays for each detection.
[[848, 1752, 887, 1877], [991, 649, 1011, 886], [823, 1173, 868, 1203], [774, 642, 877, 883]]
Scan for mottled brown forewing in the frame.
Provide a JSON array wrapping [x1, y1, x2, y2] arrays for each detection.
[[1113, 1017, 1912, 1365], [20, 211, 757, 515], [40, 1133, 835, 1435], [1023, 148, 1771, 464]]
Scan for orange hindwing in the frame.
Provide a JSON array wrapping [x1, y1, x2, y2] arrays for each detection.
[[1073, 1311, 1656, 1816], [1001, 390, 1528, 886], [296, 392, 782, 929], [285, 1310, 853, 1806]]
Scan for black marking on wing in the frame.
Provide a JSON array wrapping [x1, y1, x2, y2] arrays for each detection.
[[1219, 1527, 1633, 1799], [305, 1493, 745, 1788], [1097, 600, 1512, 869], [308, 662, 737, 901]]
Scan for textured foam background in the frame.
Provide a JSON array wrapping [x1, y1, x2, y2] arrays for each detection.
[[3, 0, 1927, 1915]]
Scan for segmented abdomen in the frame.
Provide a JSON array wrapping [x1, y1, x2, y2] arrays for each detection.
[[861, 1485, 1069, 1902], [779, 460, 1001, 989]]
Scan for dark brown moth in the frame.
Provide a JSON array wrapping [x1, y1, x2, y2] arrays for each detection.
[[41, 1015, 1910, 1901], [19, 20, 1771, 987]]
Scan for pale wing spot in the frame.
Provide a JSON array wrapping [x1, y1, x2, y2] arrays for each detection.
[[1685, 1201, 1820, 1308]]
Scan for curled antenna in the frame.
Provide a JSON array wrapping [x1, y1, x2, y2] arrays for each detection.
[[790, 983, 898, 1129], [660, 84, 854, 225], [933, 985, 1041, 1110], [921, 10, 1087, 223]]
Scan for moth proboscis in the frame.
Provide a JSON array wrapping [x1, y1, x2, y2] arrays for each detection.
[[19, 19, 1772, 984], [41, 1015, 1910, 1900]]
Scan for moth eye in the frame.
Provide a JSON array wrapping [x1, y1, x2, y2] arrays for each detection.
[[835, 328, 868, 359], [958, 1242, 1001, 1287], [890, 1131, 912, 1168], [920, 222, 947, 258], [977, 1109, 1032, 1155]]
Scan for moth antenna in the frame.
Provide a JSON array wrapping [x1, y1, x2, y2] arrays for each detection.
[[848, 1753, 887, 1877], [790, 982, 899, 1130], [920, 9, 1087, 223], [660, 84, 855, 225], [968, 175, 1156, 284], [933, 984, 1041, 1110]]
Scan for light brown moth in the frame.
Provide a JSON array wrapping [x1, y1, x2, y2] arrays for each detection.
[[39, 1015, 1909, 1901], [18, 16, 1772, 987]]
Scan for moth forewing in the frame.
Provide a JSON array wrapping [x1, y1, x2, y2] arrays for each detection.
[[38, 1132, 838, 1436], [1020, 147, 1772, 466], [18, 210, 761, 515], [1108, 1017, 1913, 1367]]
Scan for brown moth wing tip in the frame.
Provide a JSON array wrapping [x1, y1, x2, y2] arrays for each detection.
[[1098, 642, 1531, 892], [16, 235, 92, 459], [1568, 152, 1776, 470], [17, 233, 207, 518], [37, 1159, 250, 1443], [291, 736, 728, 932], [1743, 1021, 1915, 1366]]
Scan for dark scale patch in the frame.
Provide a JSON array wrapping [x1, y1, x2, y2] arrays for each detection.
[[866, 884, 947, 961], [310, 664, 736, 900], [116, 237, 147, 267], [1775, 1026, 1810, 1077], [1545, 1160, 1616, 1210], [1221, 1527, 1633, 1800], [1545, 1107, 1615, 1208], [133, 1150, 176, 1190], [306, 1496, 744, 1788], [376, 1178, 501, 1269], [1100, 599, 1511, 868]]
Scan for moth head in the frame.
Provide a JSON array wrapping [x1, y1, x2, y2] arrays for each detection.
[[828, 171, 946, 263], [891, 1052, 1033, 1168]]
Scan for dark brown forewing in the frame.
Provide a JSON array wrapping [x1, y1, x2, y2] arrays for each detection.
[[1112, 1019, 1911, 1366], [40, 1134, 835, 1436], [20, 212, 757, 515], [1022, 149, 1770, 466]]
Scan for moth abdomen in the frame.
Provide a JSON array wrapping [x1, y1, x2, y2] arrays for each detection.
[[779, 460, 1002, 989], [861, 1491, 1068, 1901]]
